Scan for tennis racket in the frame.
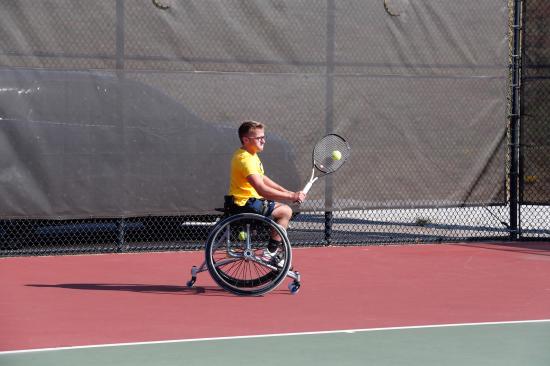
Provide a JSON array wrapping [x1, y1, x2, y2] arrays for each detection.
[[302, 134, 350, 194]]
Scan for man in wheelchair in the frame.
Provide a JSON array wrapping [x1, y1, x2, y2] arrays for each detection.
[[227, 121, 306, 258]]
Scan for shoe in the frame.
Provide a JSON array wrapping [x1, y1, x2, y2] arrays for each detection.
[[262, 248, 285, 268]]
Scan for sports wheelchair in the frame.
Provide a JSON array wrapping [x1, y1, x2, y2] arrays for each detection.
[[186, 196, 301, 296]]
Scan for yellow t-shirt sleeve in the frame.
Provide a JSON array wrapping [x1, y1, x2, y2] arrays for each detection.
[[241, 155, 263, 177]]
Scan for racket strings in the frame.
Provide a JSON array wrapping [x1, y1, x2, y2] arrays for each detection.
[[313, 135, 350, 173]]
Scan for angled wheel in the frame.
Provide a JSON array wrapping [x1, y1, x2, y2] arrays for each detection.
[[205, 213, 291, 296]]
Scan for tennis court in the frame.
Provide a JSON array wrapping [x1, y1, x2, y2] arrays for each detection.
[[2, 243, 550, 364], [2, 1, 550, 365]]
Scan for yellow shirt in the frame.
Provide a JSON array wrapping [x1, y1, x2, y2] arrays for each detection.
[[229, 148, 264, 206]]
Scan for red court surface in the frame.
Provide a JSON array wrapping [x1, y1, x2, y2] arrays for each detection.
[[1, 242, 550, 351]]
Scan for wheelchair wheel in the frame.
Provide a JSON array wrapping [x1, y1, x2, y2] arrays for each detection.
[[205, 213, 292, 296]]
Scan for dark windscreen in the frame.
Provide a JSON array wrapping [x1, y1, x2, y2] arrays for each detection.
[[0, 1, 509, 218]]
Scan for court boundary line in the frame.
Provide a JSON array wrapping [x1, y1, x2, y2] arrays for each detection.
[[2, 319, 550, 355]]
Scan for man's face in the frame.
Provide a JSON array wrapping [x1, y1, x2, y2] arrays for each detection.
[[244, 128, 266, 153]]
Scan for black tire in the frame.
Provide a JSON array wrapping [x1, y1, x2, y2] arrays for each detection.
[[205, 213, 291, 296]]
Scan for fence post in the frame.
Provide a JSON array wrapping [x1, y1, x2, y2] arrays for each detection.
[[509, 0, 523, 240], [324, 0, 336, 244], [116, 0, 125, 71]]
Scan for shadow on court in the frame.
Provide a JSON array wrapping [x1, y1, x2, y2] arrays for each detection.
[[25, 283, 231, 296]]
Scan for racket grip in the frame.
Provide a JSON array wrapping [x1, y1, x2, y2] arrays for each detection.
[[302, 181, 313, 194]]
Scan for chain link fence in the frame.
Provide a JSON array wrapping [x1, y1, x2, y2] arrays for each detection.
[[1, 205, 515, 256], [0, 0, 548, 256], [519, 0, 550, 239]]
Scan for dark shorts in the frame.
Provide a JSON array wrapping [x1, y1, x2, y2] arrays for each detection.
[[232, 198, 275, 217]]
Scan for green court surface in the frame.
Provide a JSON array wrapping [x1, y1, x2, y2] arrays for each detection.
[[2, 320, 550, 366]]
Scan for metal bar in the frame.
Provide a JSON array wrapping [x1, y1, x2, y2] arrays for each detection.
[[116, 0, 125, 70], [509, 0, 523, 240], [324, 0, 336, 244]]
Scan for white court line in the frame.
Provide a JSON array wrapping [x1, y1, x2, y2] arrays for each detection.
[[2, 319, 550, 355]]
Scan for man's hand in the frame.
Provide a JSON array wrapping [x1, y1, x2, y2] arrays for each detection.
[[292, 191, 306, 204]]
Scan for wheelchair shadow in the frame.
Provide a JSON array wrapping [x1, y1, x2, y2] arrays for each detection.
[[25, 283, 233, 297]]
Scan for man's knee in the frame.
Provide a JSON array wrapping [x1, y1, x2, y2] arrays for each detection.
[[273, 204, 292, 220]]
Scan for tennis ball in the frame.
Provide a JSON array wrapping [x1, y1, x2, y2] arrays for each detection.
[[238, 231, 247, 241], [331, 150, 342, 161]]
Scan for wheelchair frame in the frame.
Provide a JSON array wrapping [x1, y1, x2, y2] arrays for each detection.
[[186, 198, 301, 296]]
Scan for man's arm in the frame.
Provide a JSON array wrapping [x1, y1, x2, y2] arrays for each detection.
[[247, 174, 304, 202], [262, 175, 290, 193]]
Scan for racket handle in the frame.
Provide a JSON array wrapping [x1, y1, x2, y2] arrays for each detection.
[[302, 181, 314, 194]]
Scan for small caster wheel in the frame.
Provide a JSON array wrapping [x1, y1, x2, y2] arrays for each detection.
[[288, 281, 300, 294], [187, 278, 196, 288]]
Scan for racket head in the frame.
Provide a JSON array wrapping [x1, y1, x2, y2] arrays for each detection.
[[312, 134, 350, 174]]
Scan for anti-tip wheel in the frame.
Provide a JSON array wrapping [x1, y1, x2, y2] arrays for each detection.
[[186, 279, 196, 288], [288, 281, 301, 294]]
